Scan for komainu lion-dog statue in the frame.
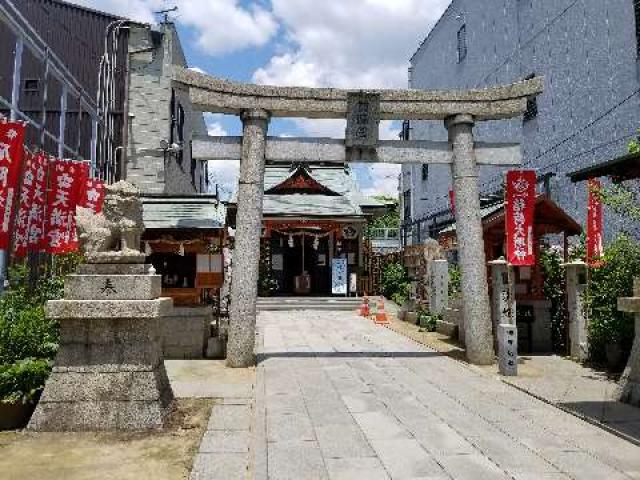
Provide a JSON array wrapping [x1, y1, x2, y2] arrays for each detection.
[[76, 180, 145, 263]]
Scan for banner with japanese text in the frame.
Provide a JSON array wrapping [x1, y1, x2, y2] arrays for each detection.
[[42, 159, 87, 254], [78, 167, 106, 214], [0, 119, 26, 249], [448, 189, 456, 217], [14, 151, 48, 257], [587, 179, 604, 267], [505, 170, 537, 266]]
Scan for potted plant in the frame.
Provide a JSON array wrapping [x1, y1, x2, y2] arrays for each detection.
[[0, 358, 50, 430]]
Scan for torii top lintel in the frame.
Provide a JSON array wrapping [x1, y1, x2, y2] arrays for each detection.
[[173, 67, 543, 121]]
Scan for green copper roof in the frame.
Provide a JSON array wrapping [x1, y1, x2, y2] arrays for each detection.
[[142, 196, 226, 230]]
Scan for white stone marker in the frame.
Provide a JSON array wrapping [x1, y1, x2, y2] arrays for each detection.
[[498, 324, 518, 376], [617, 278, 640, 406], [565, 260, 589, 362], [428, 259, 449, 315]]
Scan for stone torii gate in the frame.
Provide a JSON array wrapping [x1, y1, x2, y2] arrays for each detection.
[[173, 68, 543, 368]]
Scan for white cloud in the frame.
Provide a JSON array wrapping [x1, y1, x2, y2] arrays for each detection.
[[67, 0, 278, 55], [203, 113, 239, 199], [251, 0, 447, 198]]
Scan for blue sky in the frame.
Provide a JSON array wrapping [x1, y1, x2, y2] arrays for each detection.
[[71, 0, 451, 196]]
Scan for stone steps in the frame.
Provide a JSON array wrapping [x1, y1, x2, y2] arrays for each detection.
[[257, 296, 362, 311]]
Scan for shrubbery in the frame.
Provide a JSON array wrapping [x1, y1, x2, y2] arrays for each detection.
[[0, 256, 77, 404], [381, 262, 411, 305], [586, 235, 640, 363]]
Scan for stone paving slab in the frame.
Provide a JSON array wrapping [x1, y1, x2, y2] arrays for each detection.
[[255, 310, 640, 480]]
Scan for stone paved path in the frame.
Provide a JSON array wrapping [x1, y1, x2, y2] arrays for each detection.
[[254, 310, 640, 480]]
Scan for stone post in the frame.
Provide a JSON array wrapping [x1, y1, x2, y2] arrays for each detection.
[[227, 109, 270, 368], [428, 259, 449, 315], [617, 278, 640, 406], [564, 260, 588, 362], [445, 114, 495, 365], [489, 259, 517, 375]]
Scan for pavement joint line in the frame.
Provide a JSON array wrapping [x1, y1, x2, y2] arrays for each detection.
[[385, 316, 640, 451], [503, 378, 640, 449]]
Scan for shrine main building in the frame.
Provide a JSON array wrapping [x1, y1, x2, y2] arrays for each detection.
[[227, 161, 388, 296]]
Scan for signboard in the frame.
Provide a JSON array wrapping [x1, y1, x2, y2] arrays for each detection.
[[14, 151, 48, 257], [505, 170, 536, 266], [345, 92, 380, 148], [587, 179, 604, 267], [331, 258, 348, 295]]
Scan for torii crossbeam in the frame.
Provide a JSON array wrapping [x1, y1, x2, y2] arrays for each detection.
[[173, 67, 543, 368]]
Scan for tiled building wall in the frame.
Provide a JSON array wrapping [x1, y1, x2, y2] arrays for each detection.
[[405, 0, 640, 240]]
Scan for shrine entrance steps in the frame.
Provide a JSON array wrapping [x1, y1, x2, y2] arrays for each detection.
[[257, 296, 362, 311]]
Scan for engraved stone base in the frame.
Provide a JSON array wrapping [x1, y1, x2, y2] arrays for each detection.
[[29, 271, 174, 431]]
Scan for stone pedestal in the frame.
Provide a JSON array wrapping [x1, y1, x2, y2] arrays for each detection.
[[28, 264, 174, 431], [427, 259, 449, 315], [617, 278, 640, 406], [565, 261, 588, 362]]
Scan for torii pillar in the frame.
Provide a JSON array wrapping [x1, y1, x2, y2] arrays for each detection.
[[227, 109, 270, 367], [446, 114, 494, 364]]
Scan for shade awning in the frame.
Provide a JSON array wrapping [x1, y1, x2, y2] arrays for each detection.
[[567, 152, 640, 183]]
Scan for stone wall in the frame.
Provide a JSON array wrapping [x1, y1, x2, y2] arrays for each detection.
[[161, 306, 211, 359], [405, 0, 640, 240]]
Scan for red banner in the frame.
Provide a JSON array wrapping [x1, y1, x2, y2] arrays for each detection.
[[42, 159, 87, 254], [505, 170, 537, 266], [587, 179, 604, 266], [448, 189, 456, 217], [14, 151, 48, 257], [0, 120, 26, 249], [78, 167, 106, 214]]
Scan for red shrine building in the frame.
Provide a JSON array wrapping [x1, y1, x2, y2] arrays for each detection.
[[227, 162, 389, 296]]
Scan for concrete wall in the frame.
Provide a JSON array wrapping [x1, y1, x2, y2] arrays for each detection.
[[406, 0, 640, 241], [126, 23, 206, 194], [161, 306, 211, 359]]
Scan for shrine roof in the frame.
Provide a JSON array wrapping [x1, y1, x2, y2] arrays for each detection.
[[263, 194, 362, 217], [141, 196, 226, 230], [439, 196, 581, 237]]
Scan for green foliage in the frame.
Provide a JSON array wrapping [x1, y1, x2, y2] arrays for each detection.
[[0, 358, 50, 404], [540, 247, 568, 354], [448, 265, 461, 300], [586, 235, 640, 363], [364, 196, 399, 237], [381, 262, 411, 305], [0, 255, 77, 403], [417, 304, 440, 332], [596, 184, 640, 222]]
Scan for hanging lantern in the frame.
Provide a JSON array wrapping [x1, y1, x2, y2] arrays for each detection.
[[288, 234, 294, 248], [178, 242, 185, 256], [144, 241, 152, 256], [312, 235, 319, 250]]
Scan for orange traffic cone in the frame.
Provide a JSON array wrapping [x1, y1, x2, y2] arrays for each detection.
[[375, 296, 388, 324], [359, 296, 370, 317]]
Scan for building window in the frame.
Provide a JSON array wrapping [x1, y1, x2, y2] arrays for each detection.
[[635, 0, 640, 57], [23, 78, 39, 93], [523, 73, 538, 122], [403, 190, 412, 222], [421, 164, 429, 181], [457, 24, 467, 63]]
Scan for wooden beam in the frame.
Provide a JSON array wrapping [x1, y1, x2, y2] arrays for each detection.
[[192, 135, 522, 166]]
